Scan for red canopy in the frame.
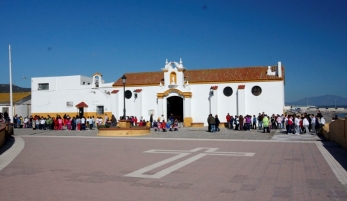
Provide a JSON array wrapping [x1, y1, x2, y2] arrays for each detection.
[[75, 102, 88, 108]]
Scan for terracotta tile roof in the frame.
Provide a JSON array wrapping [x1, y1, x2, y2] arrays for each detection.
[[211, 86, 218, 90], [113, 72, 164, 86], [111, 90, 119, 94], [0, 92, 31, 104], [112, 66, 284, 86], [75, 102, 88, 108], [238, 85, 245, 89], [134, 89, 142, 93]]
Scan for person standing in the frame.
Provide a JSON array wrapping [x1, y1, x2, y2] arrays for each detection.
[[262, 115, 270, 133], [230, 115, 234, 130], [66, 117, 72, 130], [310, 114, 316, 134], [234, 115, 239, 130], [276, 115, 282, 130], [285, 115, 290, 134], [215, 115, 220, 132], [294, 115, 300, 135], [226, 113, 231, 129], [239, 115, 244, 131], [252, 115, 257, 129], [317, 116, 325, 134], [40, 117, 46, 130], [81, 116, 86, 130], [71, 117, 75, 130], [257, 113, 263, 130], [76, 116, 81, 130], [207, 114, 211, 132], [150, 114, 153, 128], [245, 115, 251, 130], [208, 114, 216, 133], [88, 116, 94, 130], [303, 116, 309, 134], [58, 117, 63, 130]]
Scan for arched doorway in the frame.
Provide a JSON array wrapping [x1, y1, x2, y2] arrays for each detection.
[[167, 96, 183, 122]]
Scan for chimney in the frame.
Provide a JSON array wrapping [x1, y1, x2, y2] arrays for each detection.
[[277, 61, 282, 78]]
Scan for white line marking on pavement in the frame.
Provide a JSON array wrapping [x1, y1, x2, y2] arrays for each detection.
[[0, 136, 25, 172], [125, 147, 255, 179], [315, 141, 347, 186]]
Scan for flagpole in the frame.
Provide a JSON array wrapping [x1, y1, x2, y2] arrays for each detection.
[[9, 45, 13, 122]]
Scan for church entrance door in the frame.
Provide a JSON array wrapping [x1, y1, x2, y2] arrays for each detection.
[[167, 96, 183, 122]]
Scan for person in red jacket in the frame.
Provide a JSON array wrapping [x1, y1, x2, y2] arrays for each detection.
[[286, 115, 293, 134], [161, 120, 167, 132], [226, 113, 231, 129]]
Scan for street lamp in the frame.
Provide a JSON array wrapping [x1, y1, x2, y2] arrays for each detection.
[[122, 74, 127, 120], [209, 87, 213, 114]]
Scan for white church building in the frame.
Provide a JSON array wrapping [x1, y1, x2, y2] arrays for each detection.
[[31, 59, 285, 126]]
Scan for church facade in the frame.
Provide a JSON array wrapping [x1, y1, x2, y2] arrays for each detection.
[[31, 59, 285, 126]]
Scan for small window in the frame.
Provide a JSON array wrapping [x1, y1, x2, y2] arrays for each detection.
[[223, 87, 233, 97], [38, 83, 49, 90], [96, 106, 104, 115], [83, 82, 85, 85], [251, 86, 262, 96], [2, 107, 9, 113]]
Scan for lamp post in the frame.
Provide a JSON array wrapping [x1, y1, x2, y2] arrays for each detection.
[[335, 99, 337, 109], [122, 75, 127, 120]]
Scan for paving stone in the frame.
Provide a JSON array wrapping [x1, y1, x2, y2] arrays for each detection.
[[0, 127, 346, 200]]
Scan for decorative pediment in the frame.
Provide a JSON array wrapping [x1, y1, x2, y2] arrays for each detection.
[[161, 58, 186, 72], [157, 89, 192, 99]]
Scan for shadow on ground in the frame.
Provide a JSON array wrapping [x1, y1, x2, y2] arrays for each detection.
[[0, 136, 15, 155], [318, 134, 347, 171]]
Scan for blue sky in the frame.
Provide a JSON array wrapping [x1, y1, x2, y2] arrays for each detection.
[[1, 0, 346, 102]]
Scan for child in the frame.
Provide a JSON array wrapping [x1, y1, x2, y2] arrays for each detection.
[[153, 120, 158, 131], [173, 119, 179, 131], [166, 120, 171, 131], [161, 120, 167, 132]]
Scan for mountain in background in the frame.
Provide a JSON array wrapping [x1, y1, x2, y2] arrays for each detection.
[[0, 84, 31, 93], [286, 95, 347, 107]]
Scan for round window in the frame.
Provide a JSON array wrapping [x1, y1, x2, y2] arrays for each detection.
[[125, 90, 132, 99], [251, 86, 262, 96], [223, 87, 233, 97]]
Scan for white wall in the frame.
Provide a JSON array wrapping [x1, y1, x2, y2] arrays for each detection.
[[31, 76, 114, 115], [111, 80, 284, 125], [0, 105, 30, 118], [31, 75, 285, 126]]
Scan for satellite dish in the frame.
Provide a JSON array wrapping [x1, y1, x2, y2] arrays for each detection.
[[125, 90, 132, 99]]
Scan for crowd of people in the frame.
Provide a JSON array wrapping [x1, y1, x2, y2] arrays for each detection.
[[211, 110, 329, 135], [0, 113, 114, 131], [120, 113, 180, 132], [0, 110, 337, 135], [152, 114, 179, 132]]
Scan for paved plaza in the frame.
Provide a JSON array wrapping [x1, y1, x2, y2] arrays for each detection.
[[1, 127, 347, 200]]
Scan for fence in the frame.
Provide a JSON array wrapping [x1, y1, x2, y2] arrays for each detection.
[[322, 117, 347, 149]]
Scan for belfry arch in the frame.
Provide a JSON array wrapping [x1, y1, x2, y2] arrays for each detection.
[[167, 96, 183, 122], [157, 89, 192, 126]]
